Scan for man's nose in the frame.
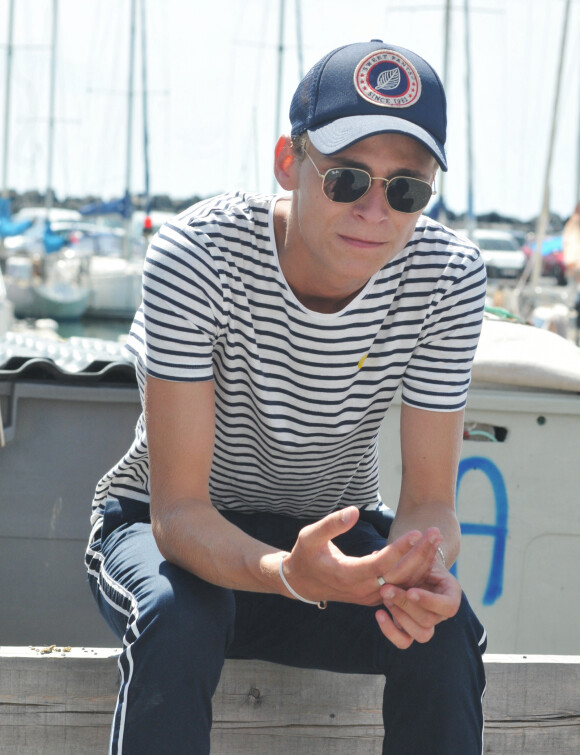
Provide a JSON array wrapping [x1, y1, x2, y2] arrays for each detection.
[[353, 178, 390, 221]]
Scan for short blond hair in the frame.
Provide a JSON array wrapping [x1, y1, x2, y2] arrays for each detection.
[[291, 132, 308, 160]]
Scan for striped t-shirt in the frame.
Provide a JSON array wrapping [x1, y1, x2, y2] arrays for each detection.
[[90, 191, 486, 527]]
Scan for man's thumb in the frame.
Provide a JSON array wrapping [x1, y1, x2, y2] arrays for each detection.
[[319, 506, 359, 540]]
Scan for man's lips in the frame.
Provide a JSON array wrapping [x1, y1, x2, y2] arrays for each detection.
[[338, 234, 386, 248]]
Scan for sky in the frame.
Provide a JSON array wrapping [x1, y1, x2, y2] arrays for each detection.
[[1, 0, 580, 222]]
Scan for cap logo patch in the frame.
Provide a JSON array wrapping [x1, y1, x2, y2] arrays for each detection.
[[354, 50, 421, 108]]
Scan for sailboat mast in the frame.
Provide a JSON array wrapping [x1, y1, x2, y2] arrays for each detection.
[[528, 0, 571, 293], [141, 0, 151, 213], [437, 0, 451, 224], [272, 0, 285, 193], [2, 0, 15, 199], [295, 0, 303, 79], [124, 0, 137, 258], [577, 52, 580, 204], [464, 0, 475, 237], [46, 0, 58, 217]]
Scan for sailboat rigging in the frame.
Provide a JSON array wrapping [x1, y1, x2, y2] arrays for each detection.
[[514, 0, 572, 315]]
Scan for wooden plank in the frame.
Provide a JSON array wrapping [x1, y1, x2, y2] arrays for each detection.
[[483, 654, 580, 754], [0, 648, 579, 754], [210, 659, 384, 755], [0, 647, 118, 754]]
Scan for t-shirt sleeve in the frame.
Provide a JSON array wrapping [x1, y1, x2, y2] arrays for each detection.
[[125, 218, 227, 382], [401, 249, 487, 411]]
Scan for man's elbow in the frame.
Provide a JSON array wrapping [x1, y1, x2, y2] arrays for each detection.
[[150, 504, 179, 562]]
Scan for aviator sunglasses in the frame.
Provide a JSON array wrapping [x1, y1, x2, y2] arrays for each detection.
[[305, 149, 436, 214]]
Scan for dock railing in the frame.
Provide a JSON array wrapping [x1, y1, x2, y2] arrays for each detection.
[[1, 648, 579, 754]]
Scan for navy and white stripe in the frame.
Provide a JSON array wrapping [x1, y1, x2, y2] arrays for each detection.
[[89, 191, 486, 527]]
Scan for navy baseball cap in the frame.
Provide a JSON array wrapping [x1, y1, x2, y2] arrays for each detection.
[[290, 40, 448, 171]]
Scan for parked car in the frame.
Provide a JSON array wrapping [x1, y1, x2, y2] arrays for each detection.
[[522, 235, 566, 286], [456, 228, 527, 280]]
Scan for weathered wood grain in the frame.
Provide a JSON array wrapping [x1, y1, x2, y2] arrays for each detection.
[[0, 648, 578, 754]]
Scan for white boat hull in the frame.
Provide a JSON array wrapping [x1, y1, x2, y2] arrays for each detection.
[[85, 256, 143, 319]]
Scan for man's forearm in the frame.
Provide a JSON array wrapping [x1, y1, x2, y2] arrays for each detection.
[[387, 499, 460, 567], [151, 498, 284, 593]]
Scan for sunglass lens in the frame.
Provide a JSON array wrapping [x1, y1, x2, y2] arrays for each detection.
[[386, 178, 432, 213], [323, 168, 370, 203]]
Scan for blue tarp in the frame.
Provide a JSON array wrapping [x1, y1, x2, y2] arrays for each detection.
[[0, 216, 33, 238], [79, 191, 132, 219], [42, 220, 67, 254], [0, 198, 33, 238]]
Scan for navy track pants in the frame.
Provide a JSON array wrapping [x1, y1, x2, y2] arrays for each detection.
[[86, 498, 487, 754]]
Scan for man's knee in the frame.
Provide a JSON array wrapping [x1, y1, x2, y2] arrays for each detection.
[[137, 561, 237, 652], [388, 592, 486, 678], [441, 591, 487, 652]]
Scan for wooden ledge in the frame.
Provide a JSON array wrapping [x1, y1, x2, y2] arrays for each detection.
[[1, 649, 579, 754]]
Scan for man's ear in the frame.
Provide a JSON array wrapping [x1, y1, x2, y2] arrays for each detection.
[[273, 135, 298, 191]]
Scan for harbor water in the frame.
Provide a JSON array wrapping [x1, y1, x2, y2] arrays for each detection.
[[55, 316, 133, 343]]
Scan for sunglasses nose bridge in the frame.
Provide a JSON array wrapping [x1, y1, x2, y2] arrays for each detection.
[[360, 174, 392, 209], [345, 174, 392, 219], [376, 176, 394, 207]]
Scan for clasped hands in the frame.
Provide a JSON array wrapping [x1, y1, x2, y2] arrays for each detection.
[[281, 506, 462, 650]]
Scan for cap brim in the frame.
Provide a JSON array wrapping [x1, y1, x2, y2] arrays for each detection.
[[308, 114, 447, 171]]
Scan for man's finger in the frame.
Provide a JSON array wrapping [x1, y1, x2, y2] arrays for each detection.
[[404, 585, 461, 619], [382, 587, 443, 628], [375, 609, 414, 649], [385, 603, 436, 644], [381, 581, 460, 623], [372, 529, 441, 586], [302, 506, 360, 546]]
